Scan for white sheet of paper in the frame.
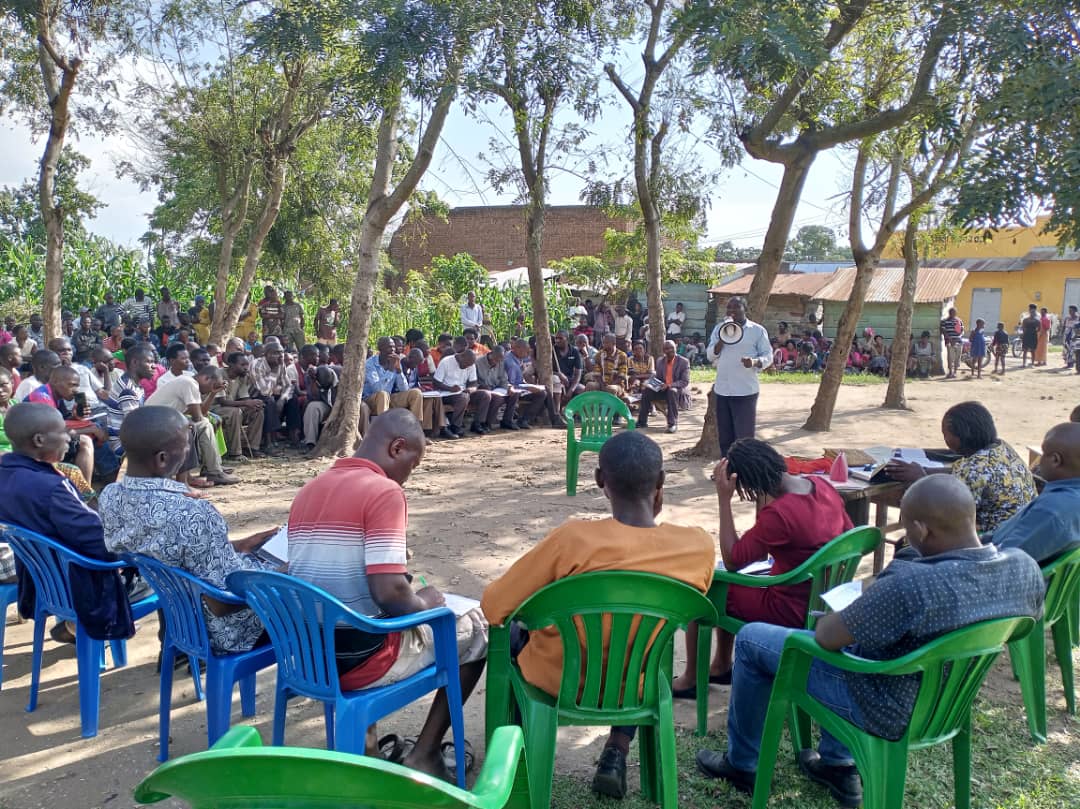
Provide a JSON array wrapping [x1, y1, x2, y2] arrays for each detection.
[[821, 580, 863, 612], [258, 525, 289, 564], [441, 593, 480, 616], [715, 559, 773, 575], [491, 387, 508, 396]]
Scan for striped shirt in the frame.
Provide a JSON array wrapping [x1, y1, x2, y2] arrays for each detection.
[[288, 457, 408, 617], [103, 373, 145, 452]]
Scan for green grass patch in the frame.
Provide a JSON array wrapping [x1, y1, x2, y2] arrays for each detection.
[[551, 693, 1080, 808], [688, 369, 887, 386]]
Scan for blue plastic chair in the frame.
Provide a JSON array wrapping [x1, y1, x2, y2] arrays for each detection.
[[227, 570, 469, 787], [1, 580, 18, 690], [0, 523, 159, 737], [123, 554, 278, 761]]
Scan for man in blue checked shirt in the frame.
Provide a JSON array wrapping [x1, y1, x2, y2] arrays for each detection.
[[363, 337, 423, 423]]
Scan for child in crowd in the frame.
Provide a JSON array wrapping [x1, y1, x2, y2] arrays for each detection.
[[969, 318, 987, 379], [992, 321, 1010, 375]]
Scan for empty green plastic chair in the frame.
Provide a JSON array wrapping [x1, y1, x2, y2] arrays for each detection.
[[1008, 544, 1080, 742], [134, 724, 531, 809], [750, 616, 1034, 809], [485, 571, 717, 809], [562, 392, 634, 496], [693, 526, 882, 735]]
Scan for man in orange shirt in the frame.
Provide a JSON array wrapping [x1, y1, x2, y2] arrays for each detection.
[[481, 430, 715, 800]]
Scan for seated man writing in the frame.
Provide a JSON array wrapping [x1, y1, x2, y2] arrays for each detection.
[[0, 403, 136, 644], [289, 409, 487, 780], [695, 475, 1044, 807], [432, 340, 491, 437], [481, 430, 715, 800], [100, 406, 278, 654], [988, 421, 1080, 562]]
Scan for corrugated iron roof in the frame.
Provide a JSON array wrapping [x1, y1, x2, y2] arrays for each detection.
[[877, 257, 1028, 272], [709, 272, 835, 297], [813, 266, 968, 303], [1024, 246, 1080, 261]]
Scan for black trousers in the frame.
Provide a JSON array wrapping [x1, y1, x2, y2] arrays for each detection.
[[637, 387, 680, 427], [714, 392, 758, 458]]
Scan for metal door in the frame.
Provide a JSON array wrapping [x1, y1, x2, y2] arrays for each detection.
[[970, 288, 1002, 327]]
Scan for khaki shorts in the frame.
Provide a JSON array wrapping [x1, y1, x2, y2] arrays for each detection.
[[368, 608, 488, 688]]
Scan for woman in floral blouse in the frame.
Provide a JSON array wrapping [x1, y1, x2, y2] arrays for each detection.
[[887, 401, 1036, 534]]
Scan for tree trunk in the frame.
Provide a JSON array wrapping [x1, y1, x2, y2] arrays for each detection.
[[525, 200, 554, 387], [36, 32, 80, 342], [314, 215, 383, 455], [745, 151, 815, 321], [208, 219, 243, 345], [313, 66, 460, 456], [688, 389, 719, 457], [643, 199, 665, 357], [214, 159, 289, 342], [882, 221, 920, 409], [803, 256, 877, 431]]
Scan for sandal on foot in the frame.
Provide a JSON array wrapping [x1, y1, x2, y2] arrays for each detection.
[[378, 734, 405, 763], [441, 739, 475, 774]]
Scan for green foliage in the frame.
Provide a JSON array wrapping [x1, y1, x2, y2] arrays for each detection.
[[784, 225, 852, 262], [0, 149, 103, 243], [370, 253, 571, 343], [0, 231, 211, 319], [713, 240, 760, 262]]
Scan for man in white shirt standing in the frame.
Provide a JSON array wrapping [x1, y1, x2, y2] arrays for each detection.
[[706, 296, 772, 457], [612, 304, 634, 352], [460, 291, 484, 333], [666, 302, 686, 338]]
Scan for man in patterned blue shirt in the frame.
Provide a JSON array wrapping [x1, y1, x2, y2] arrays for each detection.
[[99, 406, 280, 654], [696, 475, 1044, 807]]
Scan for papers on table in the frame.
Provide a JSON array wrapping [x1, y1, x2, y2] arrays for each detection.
[[848, 445, 946, 481], [821, 580, 863, 612], [892, 447, 947, 468], [254, 525, 289, 566], [442, 593, 481, 616], [715, 559, 774, 575]]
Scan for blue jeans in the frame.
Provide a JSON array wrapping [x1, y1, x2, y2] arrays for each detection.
[[726, 623, 861, 772]]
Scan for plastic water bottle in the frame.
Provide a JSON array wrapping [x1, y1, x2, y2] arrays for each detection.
[[830, 451, 849, 483]]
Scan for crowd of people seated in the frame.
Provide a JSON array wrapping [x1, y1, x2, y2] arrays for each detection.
[[2, 284, 1079, 804]]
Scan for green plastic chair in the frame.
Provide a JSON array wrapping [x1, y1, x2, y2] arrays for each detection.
[[693, 526, 882, 734], [562, 392, 634, 496], [485, 571, 718, 809], [750, 616, 1035, 809], [1008, 544, 1080, 742], [134, 724, 531, 809]]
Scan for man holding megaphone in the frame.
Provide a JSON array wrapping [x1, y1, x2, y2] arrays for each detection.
[[706, 296, 773, 457]]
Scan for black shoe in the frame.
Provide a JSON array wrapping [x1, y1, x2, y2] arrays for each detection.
[[439, 427, 462, 440], [516, 419, 531, 430], [499, 421, 519, 431], [469, 424, 486, 435], [695, 750, 755, 794], [798, 751, 862, 807], [50, 621, 76, 645], [591, 746, 627, 799], [550, 416, 567, 429]]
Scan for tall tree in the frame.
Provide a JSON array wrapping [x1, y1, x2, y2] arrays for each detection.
[[803, 124, 977, 430], [475, 0, 602, 389], [690, 0, 962, 320], [1, 1, 133, 340], [128, 2, 329, 343], [306, 0, 485, 455], [605, 0, 698, 357]]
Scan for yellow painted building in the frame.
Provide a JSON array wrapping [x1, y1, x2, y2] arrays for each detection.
[[884, 217, 1080, 327]]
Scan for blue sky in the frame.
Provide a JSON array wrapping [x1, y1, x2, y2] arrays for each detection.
[[0, 82, 853, 253]]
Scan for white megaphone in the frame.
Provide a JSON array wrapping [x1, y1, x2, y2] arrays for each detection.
[[718, 318, 744, 345]]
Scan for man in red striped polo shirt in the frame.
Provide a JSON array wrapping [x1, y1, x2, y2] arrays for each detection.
[[288, 409, 487, 780]]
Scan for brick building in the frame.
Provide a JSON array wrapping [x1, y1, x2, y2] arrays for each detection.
[[388, 204, 632, 273]]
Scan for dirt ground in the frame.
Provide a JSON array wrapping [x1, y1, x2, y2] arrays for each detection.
[[1, 364, 1077, 809]]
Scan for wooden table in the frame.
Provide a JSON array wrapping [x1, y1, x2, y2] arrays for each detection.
[[817, 477, 906, 573]]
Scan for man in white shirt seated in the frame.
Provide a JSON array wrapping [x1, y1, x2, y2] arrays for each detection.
[[14, 349, 60, 403], [46, 336, 103, 411], [432, 339, 491, 438], [147, 366, 239, 485], [706, 296, 772, 457]]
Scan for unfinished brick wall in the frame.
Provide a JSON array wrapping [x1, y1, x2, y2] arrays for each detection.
[[388, 205, 632, 272]]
